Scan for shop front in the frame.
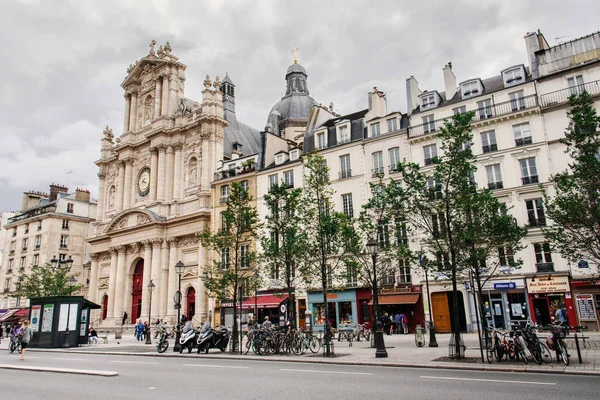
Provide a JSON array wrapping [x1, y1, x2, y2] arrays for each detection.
[[476, 279, 530, 330], [241, 294, 288, 327], [526, 275, 576, 326], [571, 279, 600, 331], [368, 286, 424, 333], [307, 289, 357, 331]]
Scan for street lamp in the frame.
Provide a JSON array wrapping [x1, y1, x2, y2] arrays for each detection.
[[146, 280, 155, 345], [62, 276, 77, 348], [420, 255, 438, 348], [367, 238, 387, 358], [173, 261, 185, 352], [51, 255, 73, 270]]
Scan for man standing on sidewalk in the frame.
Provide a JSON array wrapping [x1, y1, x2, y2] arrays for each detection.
[[122, 311, 128, 326]]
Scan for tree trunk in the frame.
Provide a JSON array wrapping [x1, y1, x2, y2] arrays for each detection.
[[451, 268, 462, 359], [321, 262, 330, 357], [232, 283, 238, 353]]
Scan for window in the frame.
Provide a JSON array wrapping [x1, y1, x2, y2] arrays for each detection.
[[452, 106, 466, 115], [33, 254, 39, 266], [486, 164, 503, 190], [477, 99, 493, 119], [341, 193, 354, 217], [432, 213, 446, 238], [513, 122, 532, 146], [59, 254, 67, 262], [378, 221, 390, 248], [60, 235, 68, 249], [534, 242, 553, 272], [427, 177, 442, 200], [388, 147, 400, 172], [4, 278, 11, 292], [62, 219, 69, 230], [268, 175, 278, 191], [240, 245, 249, 269], [371, 122, 381, 137], [387, 118, 397, 132], [462, 81, 480, 97], [240, 180, 249, 193], [480, 130, 498, 153], [10, 241, 15, 254], [316, 132, 326, 149], [422, 115, 435, 134], [22, 238, 28, 251], [510, 90, 525, 111], [423, 144, 437, 166], [372, 151, 384, 176], [20, 257, 26, 269], [24, 224, 29, 234], [395, 218, 408, 246], [346, 264, 358, 287], [498, 247, 515, 266], [12, 228, 16, 237], [220, 211, 227, 231], [220, 185, 229, 203], [7, 259, 14, 272], [34, 235, 41, 249], [421, 94, 435, 109], [220, 248, 229, 269], [520, 158, 538, 185], [339, 155, 351, 179], [289, 149, 299, 160], [37, 221, 42, 230], [66, 203, 74, 213], [526, 199, 546, 227], [284, 171, 294, 188], [383, 266, 395, 286], [339, 125, 350, 143], [568, 75, 584, 96], [504, 68, 523, 85], [398, 259, 411, 284], [275, 154, 284, 165]]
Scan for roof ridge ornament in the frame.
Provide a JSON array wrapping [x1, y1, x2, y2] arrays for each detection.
[[149, 40, 157, 55]]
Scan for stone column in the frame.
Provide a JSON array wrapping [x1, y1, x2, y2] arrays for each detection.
[[166, 145, 175, 201], [169, 74, 179, 115], [157, 145, 167, 201], [141, 240, 153, 320], [201, 136, 210, 190], [129, 92, 138, 132], [106, 247, 119, 320], [96, 170, 106, 221], [161, 73, 170, 116], [149, 147, 158, 202], [166, 238, 179, 320], [123, 158, 133, 210], [116, 161, 125, 211], [88, 253, 100, 303], [159, 240, 170, 317], [173, 144, 183, 201], [150, 239, 163, 318], [154, 79, 162, 119], [123, 93, 131, 133], [113, 245, 127, 318], [130, 161, 138, 208], [198, 238, 209, 322]]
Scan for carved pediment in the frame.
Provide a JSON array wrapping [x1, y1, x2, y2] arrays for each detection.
[[182, 270, 198, 280], [104, 209, 164, 234]]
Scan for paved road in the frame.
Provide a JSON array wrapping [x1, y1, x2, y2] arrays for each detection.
[[0, 351, 597, 400]]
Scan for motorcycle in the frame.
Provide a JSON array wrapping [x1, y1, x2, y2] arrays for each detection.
[[156, 329, 170, 353], [179, 322, 199, 353], [198, 324, 230, 354]]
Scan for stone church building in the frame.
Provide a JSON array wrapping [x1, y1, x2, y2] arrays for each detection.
[[87, 41, 259, 326]]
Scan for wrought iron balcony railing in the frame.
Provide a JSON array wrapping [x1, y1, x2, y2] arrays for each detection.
[[539, 80, 600, 108]]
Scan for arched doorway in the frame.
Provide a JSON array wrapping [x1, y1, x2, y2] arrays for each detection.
[[131, 259, 144, 323], [186, 287, 196, 320], [101, 295, 108, 320]]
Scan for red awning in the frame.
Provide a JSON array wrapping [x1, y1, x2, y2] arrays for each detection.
[[0, 308, 29, 323], [240, 295, 288, 310], [367, 293, 420, 306]]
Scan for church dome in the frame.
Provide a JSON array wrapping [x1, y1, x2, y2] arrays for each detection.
[[286, 62, 307, 76]]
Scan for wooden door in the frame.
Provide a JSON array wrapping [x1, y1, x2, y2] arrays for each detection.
[[298, 299, 307, 329], [431, 292, 451, 333]]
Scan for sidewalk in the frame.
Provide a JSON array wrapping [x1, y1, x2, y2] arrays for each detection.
[[2, 331, 599, 376]]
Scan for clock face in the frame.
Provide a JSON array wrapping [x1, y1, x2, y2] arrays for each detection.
[[138, 168, 151, 197]]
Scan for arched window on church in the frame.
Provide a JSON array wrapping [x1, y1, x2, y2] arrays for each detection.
[[108, 185, 116, 210], [187, 157, 198, 188], [144, 95, 153, 122]]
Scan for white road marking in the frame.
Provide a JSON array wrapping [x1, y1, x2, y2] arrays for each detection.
[[281, 368, 372, 376], [183, 364, 249, 369], [110, 360, 159, 365], [53, 357, 91, 362], [419, 376, 556, 386], [149, 387, 156, 390]]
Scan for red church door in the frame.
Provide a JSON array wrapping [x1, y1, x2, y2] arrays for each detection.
[[187, 287, 196, 320], [101, 295, 108, 320], [131, 260, 144, 323]]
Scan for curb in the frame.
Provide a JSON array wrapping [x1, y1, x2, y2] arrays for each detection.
[[26, 348, 600, 377], [0, 363, 118, 377]]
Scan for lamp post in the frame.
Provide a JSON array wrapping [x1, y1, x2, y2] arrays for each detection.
[[367, 239, 387, 358], [51, 254, 73, 271], [173, 261, 185, 352], [420, 255, 438, 347], [146, 280, 155, 345], [62, 276, 77, 348]]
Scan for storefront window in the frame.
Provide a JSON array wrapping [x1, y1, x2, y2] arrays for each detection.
[[339, 301, 353, 324], [507, 292, 528, 321], [312, 302, 338, 327]]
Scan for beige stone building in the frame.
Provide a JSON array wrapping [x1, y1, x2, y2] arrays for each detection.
[[87, 42, 259, 327]]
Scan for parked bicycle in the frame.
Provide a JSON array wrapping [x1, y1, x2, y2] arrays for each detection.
[[544, 323, 570, 365]]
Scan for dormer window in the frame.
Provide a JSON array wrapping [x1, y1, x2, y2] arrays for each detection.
[[289, 149, 299, 161], [421, 94, 436, 109], [275, 154, 284, 165], [316, 131, 327, 150], [338, 125, 350, 144], [461, 81, 481, 98], [502, 66, 525, 88]]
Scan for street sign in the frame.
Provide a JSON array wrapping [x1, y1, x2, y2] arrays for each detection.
[[493, 282, 516, 290], [577, 260, 589, 269]]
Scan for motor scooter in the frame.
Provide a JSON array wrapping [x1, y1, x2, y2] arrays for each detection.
[[179, 322, 198, 353], [198, 325, 230, 354]]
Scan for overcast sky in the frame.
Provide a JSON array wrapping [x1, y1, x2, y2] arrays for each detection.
[[0, 0, 598, 213]]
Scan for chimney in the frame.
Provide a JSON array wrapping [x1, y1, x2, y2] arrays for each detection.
[[49, 183, 68, 202], [405, 76, 421, 115], [367, 87, 387, 118], [443, 63, 457, 101], [75, 188, 91, 203], [524, 30, 545, 79], [21, 191, 48, 211]]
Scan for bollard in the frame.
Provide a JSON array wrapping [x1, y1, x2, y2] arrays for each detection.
[[574, 333, 583, 364]]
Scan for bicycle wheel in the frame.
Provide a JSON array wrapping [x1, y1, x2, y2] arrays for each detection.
[[539, 342, 552, 363], [9, 342, 15, 353], [558, 340, 569, 366], [243, 336, 252, 355], [485, 338, 495, 364], [516, 342, 528, 364], [530, 340, 543, 365], [308, 336, 321, 353]]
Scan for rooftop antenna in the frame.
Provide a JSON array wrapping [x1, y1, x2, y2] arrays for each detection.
[[555, 36, 570, 45], [65, 170, 73, 188]]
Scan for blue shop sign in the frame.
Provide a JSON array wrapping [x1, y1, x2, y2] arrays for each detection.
[[493, 282, 516, 290]]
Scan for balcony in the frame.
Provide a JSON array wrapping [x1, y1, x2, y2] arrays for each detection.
[[535, 262, 555, 273], [409, 95, 538, 138], [59, 245, 68, 249], [339, 169, 352, 179], [9, 250, 15, 255], [522, 175, 539, 185], [371, 167, 385, 178], [7, 269, 12, 274], [528, 218, 547, 228], [482, 144, 498, 153], [540, 80, 600, 108], [424, 158, 436, 166], [488, 181, 504, 190], [35, 245, 40, 250], [515, 137, 533, 147], [219, 196, 228, 204], [3, 288, 9, 293], [537, 33, 600, 76], [22, 247, 27, 252], [213, 162, 256, 181], [389, 164, 400, 173], [285, 181, 294, 189]]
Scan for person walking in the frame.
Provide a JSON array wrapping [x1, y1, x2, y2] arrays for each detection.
[[20, 320, 33, 360], [402, 313, 409, 334], [135, 320, 144, 341], [5, 325, 11, 338], [394, 313, 402, 334]]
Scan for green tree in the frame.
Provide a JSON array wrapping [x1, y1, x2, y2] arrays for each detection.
[[299, 152, 356, 356], [260, 182, 305, 328], [13, 263, 82, 299], [198, 181, 260, 353], [398, 111, 526, 358], [543, 91, 600, 277]]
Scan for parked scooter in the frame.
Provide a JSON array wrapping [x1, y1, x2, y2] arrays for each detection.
[[179, 321, 198, 353], [197, 323, 230, 354]]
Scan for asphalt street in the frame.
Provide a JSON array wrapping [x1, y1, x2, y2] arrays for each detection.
[[0, 351, 598, 400]]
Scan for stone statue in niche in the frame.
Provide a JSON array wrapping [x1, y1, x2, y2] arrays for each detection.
[[144, 96, 153, 121], [108, 186, 116, 209], [187, 158, 197, 187]]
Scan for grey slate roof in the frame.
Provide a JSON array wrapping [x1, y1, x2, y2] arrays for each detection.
[[223, 108, 261, 156], [268, 95, 318, 123], [287, 63, 307, 75], [222, 73, 234, 85]]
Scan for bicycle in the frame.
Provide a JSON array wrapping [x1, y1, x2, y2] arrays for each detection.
[[546, 323, 570, 366], [9, 338, 22, 354]]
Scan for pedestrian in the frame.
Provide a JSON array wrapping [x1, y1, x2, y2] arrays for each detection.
[[89, 327, 98, 345], [11, 322, 22, 345], [122, 311, 128, 326], [20, 320, 33, 360], [181, 314, 187, 325], [262, 316, 272, 330], [394, 312, 402, 334], [383, 312, 391, 335], [143, 321, 149, 340], [402, 313, 409, 334], [555, 304, 568, 325], [135, 319, 144, 341], [5, 325, 10, 338], [398, 312, 406, 334]]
